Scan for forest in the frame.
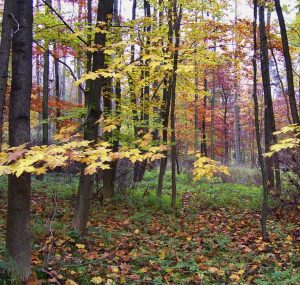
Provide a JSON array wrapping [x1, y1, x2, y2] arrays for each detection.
[[0, 0, 299, 284]]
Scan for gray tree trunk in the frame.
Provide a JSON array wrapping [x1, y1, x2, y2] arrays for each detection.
[[0, 0, 13, 146], [6, 0, 33, 281]]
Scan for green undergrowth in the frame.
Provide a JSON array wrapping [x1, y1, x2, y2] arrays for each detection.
[[0, 170, 299, 285]]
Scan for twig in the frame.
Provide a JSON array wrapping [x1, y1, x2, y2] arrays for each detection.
[[41, 0, 88, 46], [10, 13, 20, 34], [33, 40, 85, 93]]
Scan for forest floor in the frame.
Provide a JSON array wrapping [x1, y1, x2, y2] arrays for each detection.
[[0, 171, 299, 285]]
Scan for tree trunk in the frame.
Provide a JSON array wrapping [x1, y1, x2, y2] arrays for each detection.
[[157, 85, 170, 197], [72, 0, 113, 235], [201, 78, 208, 156], [77, 2, 83, 105], [259, 2, 277, 190], [42, 1, 51, 146], [194, 59, 200, 151], [210, 43, 216, 160], [102, 0, 122, 199], [221, 86, 229, 165], [274, 0, 299, 125], [170, 2, 182, 208], [6, 0, 33, 281], [0, 0, 13, 147], [54, 47, 60, 132], [133, 0, 151, 183], [233, 1, 241, 164], [42, 49, 49, 145], [61, 57, 66, 101], [253, 0, 268, 240]]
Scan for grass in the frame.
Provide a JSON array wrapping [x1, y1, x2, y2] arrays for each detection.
[[0, 170, 299, 284]]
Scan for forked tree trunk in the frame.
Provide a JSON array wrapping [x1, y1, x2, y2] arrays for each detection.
[[0, 0, 13, 146], [6, 0, 33, 281]]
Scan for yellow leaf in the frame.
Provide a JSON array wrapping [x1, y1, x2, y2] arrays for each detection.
[[139, 267, 148, 273], [34, 167, 47, 175], [76, 243, 85, 249], [0, 166, 11, 175], [229, 273, 240, 282], [91, 277, 103, 284], [208, 267, 219, 274], [159, 250, 166, 260], [65, 279, 78, 285], [111, 266, 119, 273], [103, 124, 117, 133], [238, 269, 245, 276]]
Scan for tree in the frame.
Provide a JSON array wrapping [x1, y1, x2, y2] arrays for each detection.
[[274, 0, 299, 125], [170, 1, 182, 208], [259, 1, 277, 191], [72, 0, 113, 235], [0, 0, 13, 146], [6, 0, 33, 282], [252, 0, 269, 241]]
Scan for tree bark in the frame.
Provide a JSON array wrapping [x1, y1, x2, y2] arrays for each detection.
[[54, 46, 61, 132], [253, 0, 269, 241], [157, 85, 170, 197], [102, 0, 120, 199], [210, 43, 216, 160], [0, 0, 13, 146], [72, 0, 113, 235], [259, 2, 277, 189], [194, 59, 200, 151], [170, 2, 182, 208], [42, 49, 49, 145], [6, 0, 33, 281], [274, 0, 299, 125], [133, 0, 151, 183], [201, 78, 208, 156]]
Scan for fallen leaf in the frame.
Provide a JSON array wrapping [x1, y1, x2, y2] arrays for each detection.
[[91, 276, 103, 284], [208, 267, 219, 274], [65, 279, 78, 285], [229, 273, 240, 282]]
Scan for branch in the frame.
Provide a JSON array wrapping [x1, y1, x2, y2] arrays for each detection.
[[34, 40, 85, 93], [41, 0, 89, 46]]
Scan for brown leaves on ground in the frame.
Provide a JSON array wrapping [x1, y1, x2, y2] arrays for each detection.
[[0, 190, 299, 284]]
